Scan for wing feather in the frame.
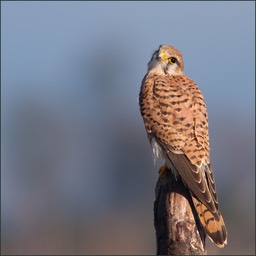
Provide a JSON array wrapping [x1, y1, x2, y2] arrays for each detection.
[[149, 75, 218, 215]]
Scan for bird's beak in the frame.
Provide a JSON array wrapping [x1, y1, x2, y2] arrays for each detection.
[[159, 51, 167, 62]]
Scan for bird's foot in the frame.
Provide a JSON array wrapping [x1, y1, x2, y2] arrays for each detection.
[[158, 163, 169, 177]]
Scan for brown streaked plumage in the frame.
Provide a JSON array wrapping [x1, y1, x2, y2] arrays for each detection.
[[139, 44, 227, 248]]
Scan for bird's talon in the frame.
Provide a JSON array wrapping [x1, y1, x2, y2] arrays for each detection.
[[159, 164, 168, 177]]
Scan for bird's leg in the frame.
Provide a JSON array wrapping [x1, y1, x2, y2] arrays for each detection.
[[158, 162, 169, 177]]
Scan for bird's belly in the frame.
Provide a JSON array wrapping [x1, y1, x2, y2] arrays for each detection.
[[151, 137, 164, 159], [150, 136, 181, 179]]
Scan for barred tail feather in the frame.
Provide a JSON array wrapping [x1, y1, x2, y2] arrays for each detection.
[[191, 196, 227, 248]]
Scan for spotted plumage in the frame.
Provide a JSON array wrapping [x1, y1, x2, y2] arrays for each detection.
[[139, 44, 227, 248]]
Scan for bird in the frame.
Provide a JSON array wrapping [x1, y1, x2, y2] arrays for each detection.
[[139, 44, 227, 248]]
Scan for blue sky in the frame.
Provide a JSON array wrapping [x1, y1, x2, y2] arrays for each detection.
[[2, 1, 254, 117]]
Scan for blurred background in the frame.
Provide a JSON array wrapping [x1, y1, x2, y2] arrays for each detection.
[[1, 1, 255, 255]]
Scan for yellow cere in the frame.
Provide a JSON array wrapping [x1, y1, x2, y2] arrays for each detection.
[[160, 51, 167, 62]]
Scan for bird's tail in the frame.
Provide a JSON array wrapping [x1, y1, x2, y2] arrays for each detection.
[[191, 195, 227, 248]]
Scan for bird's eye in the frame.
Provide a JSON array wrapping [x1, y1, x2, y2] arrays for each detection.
[[169, 57, 177, 64]]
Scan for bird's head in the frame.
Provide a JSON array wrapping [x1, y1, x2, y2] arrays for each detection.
[[147, 44, 184, 76]]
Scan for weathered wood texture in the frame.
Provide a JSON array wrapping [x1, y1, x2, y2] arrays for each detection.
[[154, 167, 207, 255]]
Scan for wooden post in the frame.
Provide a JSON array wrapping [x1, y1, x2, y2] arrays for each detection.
[[154, 165, 207, 255]]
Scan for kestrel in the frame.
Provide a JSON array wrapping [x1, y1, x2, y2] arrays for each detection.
[[139, 44, 227, 248]]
